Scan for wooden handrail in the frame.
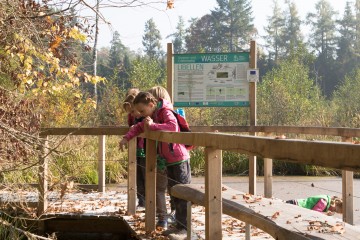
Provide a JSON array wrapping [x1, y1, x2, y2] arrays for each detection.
[[38, 126, 360, 238], [40, 125, 360, 137]]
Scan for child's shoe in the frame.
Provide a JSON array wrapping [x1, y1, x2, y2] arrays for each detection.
[[156, 219, 168, 230]]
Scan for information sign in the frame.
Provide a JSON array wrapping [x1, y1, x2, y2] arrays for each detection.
[[174, 52, 250, 107]]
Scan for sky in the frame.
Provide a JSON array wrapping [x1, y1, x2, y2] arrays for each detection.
[[92, 0, 349, 52]]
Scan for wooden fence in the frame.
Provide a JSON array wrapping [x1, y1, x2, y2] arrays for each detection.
[[39, 126, 360, 239]]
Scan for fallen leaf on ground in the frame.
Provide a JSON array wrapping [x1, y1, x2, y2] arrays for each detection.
[[271, 211, 280, 219]]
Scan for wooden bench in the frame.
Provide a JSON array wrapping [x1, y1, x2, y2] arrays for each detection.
[[172, 184, 360, 240]]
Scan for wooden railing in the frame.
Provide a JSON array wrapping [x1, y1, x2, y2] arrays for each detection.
[[38, 126, 360, 238]]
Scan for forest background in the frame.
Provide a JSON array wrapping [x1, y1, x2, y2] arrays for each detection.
[[1, 0, 360, 189]]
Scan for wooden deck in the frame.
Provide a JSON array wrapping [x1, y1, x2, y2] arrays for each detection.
[[172, 184, 360, 240]]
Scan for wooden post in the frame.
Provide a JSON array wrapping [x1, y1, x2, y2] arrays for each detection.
[[342, 137, 354, 224], [264, 133, 273, 198], [247, 40, 257, 240], [98, 135, 106, 192], [205, 147, 222, 240], [145, 138, 157, 232], [167, 43, 174, 102], [127, 137, 137, 215], [187, 201, 192, 239], [38, 135, 48, 216], [249, 40, 257, 195]]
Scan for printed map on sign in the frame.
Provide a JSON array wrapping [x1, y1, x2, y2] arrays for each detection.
[[174, 53, 250, 107]]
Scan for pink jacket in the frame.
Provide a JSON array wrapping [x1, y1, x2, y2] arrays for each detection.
[[127, 114, 144, 150], [124, 99, 190, 164]]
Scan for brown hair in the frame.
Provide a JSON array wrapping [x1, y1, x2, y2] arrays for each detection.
[[133, 92, 158, 105], [148, 86, 171, 102], [122, 94, 136, 111], [331, 196, 343, 214], [126, 88, 140, 97]]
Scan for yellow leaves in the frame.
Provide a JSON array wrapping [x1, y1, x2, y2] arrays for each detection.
[[86, 98, 97, 109], [49, 35, 62, 51], [69, 27, 86, 42], [84, 73, 105, 84]]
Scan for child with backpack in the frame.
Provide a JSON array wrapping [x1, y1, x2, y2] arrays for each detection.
[[122, 90, 146, 209], [119, 91, 191, 239], [147, 86, 173, 230]]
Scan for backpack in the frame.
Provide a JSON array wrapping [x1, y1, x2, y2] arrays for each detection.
[[171, 110, 194, 150], [159, 108, 194, 150]]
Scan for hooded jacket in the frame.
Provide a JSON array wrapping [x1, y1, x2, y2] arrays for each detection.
[[127, 114, 145, 157], [124, 98, 190, 164]]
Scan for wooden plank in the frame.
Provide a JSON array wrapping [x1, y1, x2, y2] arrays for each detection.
[[255, 126, 360, 138], [167, 43, 174, 102], [205, 148, 222, 240], [40, 127, 129, 136], [127, 137, 137, 215], [40, 126, 360, 138], [144, 131, 360, 172], [98, 135, 106, 193], [145, 139, 157, 232], [172, 184, 360, 240]]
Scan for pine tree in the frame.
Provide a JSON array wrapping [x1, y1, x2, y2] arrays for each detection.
[[280, 0, 304, 57], [263, 0, 284, 64], [168, 16, 186, 54], [211, 0, 255, 51], [355, 0, 360, 65], [307, 0, 338, 96], [109, 31, 126, 70], [142, 18, 163, 60], [185, 15, 219, 53], [336, 1, 357, 81]]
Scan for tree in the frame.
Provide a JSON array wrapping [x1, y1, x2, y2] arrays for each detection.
[[263, 0, 285, 64], [128, 57, 165, 90], [168, 16, 186, 54], [211, 0, 255, 51], [185, 15, 220, 53], [142, 18, 163, 60], [336, 1, 358, 82], [354, 0, 360, 67], [258, 57, 324, 126], [107, 31, 129, 88], [332, 69, 360, 127], [307, 0, 338, 96], [280, 0, 304, 57]]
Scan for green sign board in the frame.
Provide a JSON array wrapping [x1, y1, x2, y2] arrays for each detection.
[[173, 52, 250, 107]]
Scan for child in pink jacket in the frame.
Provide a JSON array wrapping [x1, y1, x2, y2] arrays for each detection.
[[119, 91, 191, 237]]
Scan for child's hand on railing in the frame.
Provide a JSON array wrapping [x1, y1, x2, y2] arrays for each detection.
[[119, 138, 128, 152], [144, 116, 153, 131]]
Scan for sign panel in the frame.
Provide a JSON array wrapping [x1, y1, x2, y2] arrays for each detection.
[[174, 52, 250, 107]]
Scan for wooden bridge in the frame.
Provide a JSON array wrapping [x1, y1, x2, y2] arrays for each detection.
[[38, 125, 360, 239]]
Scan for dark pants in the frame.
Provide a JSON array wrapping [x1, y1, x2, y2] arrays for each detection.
[[167, 160, 191, 230], [286, 199, 297, 205], [137, 157, 146, 206]]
